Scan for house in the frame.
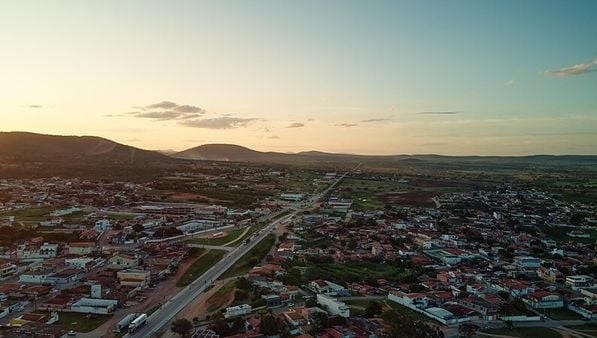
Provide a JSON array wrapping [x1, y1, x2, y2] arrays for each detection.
[[224, 304, 252, 319], [68, 242, 97, 256], [309, 280, 350, 296], [65, 257, 103, 271], [525, 291, 564, 309], [566, 275, 593, 289], [0, 259, 18, 279], [514, 256, 541, 269], [261, 294, 282, 308], [108, 253, 139, 270], [388, 290, 429, 309], [70, 297, 118, 314], [317, 294, 350, 318], [116, 269, 151, 287]]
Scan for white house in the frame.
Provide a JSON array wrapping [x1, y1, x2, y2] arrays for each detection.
[[317, 294, 350, 318], [224, 304, 252, 319]]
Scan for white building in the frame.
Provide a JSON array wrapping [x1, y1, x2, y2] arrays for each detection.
[[224, 304, 252, 318], [94, 219, 111, 231], [514, 256, 542, 269], [70, 298, 118, 315], [316, 294, 350, 318]]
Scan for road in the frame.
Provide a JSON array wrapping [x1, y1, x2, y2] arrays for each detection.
[[127, 212, 294, 337], [125, 170, 349, 337]]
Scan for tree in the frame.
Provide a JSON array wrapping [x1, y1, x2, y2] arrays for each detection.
[[260, 314, 282, 335], [365, 301, 383, 318], [171, 318, 193, 337], [381, 310, 439, 338], [132, 223, 144, 233], [458, 323, 478, 338], [311, 311, 329, 333]]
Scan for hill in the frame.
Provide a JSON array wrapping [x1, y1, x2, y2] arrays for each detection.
[[174, 143, 597, 167], [0, 132, 171, 164], [173, 144, 298, 162]]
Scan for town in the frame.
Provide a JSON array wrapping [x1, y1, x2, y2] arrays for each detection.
[[0, 163, 596, 338]]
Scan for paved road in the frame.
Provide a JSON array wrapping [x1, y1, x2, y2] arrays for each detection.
[[126, 212, 294, 337], [125, 171, 349, 337]]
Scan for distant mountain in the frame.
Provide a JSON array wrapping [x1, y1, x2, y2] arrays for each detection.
[[0, 132, 172, 164], [174, 143, 597, 167], [173, 144, 297, 162]]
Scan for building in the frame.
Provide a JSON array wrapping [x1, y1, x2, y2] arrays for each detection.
[[65, 257, 102, 271], [108, 253, 139, 269], [566, 275, 594, 289], [388, 290, 429, 309], [316, 294, 350, 318], [280, 193, 304, 202], [0, 259, 17, 279], [525, 291, 564, 309], [70, 298, 118, 315], [117, 269, 151, 287], [68, 242, 97, 256], [514, 256, 542, 269], [224, 304, 252, 319]]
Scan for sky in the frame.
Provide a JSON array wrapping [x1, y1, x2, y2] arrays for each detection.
[[1, 0, 596, 155]]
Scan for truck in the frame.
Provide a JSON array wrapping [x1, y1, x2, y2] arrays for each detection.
[[113, 313, 137, 333], [128, 313, 147, 333]]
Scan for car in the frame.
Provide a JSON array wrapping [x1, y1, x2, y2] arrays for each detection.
[[67, 330, 77, 336]]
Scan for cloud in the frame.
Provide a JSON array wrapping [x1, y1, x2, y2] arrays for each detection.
[[174, 105, 206, 114], [24, 105, 42, 108], [360, 118, 390, 122], [417, 111, 460, 115], [334, 123, 357, 128], [179, 117, 257, 129], [286, 122, 305, 128], [506, 79, 515, 86], [146, 101, 178, 109], [267, 135, 280, 139], [544, 58, 597, 77], [123, 101, 208, 121]]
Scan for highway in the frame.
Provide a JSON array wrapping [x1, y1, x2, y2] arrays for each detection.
[[125, 171, 349, 337]]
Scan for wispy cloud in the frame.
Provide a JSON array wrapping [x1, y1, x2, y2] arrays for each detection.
[[544, 58, 597, 77], [24, 105, 42, 108], [125, 101, 207, 121], [179, 117, 257, 129], [360, 118, 390, 123], [334, 123, 357, 128], [286, 122, 305, 128], [267, 135, 280, 139], [417, 111, 460, 115]]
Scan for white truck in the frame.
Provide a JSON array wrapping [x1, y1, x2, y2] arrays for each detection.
[[113, 313, 137, 333], [128, 313, 147, 333]]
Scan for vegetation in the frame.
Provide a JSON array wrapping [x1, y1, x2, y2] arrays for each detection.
[[219, 234, 276, 280], [177, 249, 226, 287], [171, 318, 194, 337], [53, 312, 111, 333]]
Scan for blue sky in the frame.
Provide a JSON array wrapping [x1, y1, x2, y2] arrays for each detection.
[[1, 0, 596, 154]]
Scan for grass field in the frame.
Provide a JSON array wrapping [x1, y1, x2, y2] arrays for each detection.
[[306, 261, 411, 283], [385, 300, 434, 322], [54, 312, 111, 333], [477, 327, 562, 338], [0, 206, 56, 222], [192, 227, 248, 246], [206, 279, 237, 312], [218, 234, 276, 280], [538, 225, 597, 245], [177, 249, 226, 287]]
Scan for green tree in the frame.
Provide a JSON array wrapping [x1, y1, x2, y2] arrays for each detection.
[[260, 315, 282, 335], [171, 318, 193, 337]]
